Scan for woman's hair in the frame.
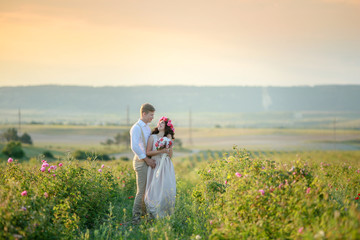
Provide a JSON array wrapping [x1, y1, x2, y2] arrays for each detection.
[[152, 119, 175, 139]]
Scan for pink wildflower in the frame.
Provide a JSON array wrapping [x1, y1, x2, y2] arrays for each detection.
[[235, 172, 242, 177], [259, 189, 265, 195], [21, 207, 27, 211], [8, 158, 13, 163], [42, 162, 49, 168], [44, 192, 49, 198], [98, 169, 102, 173], [209, 220, 213, 225], [40, 167, 46, 172], [278, 183, 283, 189], [53, 174, 56, 177], [225, 180, 228, 185], [101, 164, 105, 168], [49, 166, 54, 170], [59, 163, 63, 167], [21, 191, 27, 196], [306, 188, 311, 194], [298, 227, 304, 234], [48, 169, 51, 173], [42, 160, 46, 163], [208, 169, 211, 173]]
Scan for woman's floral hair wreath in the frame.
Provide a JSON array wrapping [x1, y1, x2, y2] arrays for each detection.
[[159, 116, 175, 132]]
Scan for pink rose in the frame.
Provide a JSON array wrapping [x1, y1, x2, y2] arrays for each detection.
[[235, 172, 242, 177], [42, 160, 46, 163], [8, 158, 13, 163], [21, 191, 27, 196], [58, 163, 63, 167], [40, 167, 46, 172]]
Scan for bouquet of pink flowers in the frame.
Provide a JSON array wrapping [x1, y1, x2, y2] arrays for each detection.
[[155, 137, 173, 150]]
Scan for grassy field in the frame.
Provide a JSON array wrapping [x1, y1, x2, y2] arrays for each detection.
[[1, 125, 360, 239], [1, 148, 359, 239]]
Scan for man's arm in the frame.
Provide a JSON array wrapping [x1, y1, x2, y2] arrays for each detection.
[[130, 125, 146, 160]]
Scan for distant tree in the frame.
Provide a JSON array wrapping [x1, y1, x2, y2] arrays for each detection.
[[98, 153, 111, 161], [2, 141, 25, 158], [20, 132, 33, 145], [101, 138, 115, 146], [122, 130, 130, 149], [43, 150, 54, 159], [106, 139, 114, 145], [2, 128, 19, 142], [73, 150, 87, 160], [114, 133, 122, 146], [113, 131, 130, 149], [174, 138, 183, 149], [120, 156, 129, 161]]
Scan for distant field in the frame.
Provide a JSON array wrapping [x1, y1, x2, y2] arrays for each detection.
[[1, 125, 359, 161]]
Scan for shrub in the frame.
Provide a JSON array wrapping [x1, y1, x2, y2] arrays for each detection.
[[0, 157, 135, 239], [97, 154, 110, 161], [20, 133, 33, 145], [194, 147, 360, 239], [2, 128, 19, 142], [73, 150, 87, 160], [2, 141, 25, 158], [120, 156, 129, 161], [43, 150, 54, 159]]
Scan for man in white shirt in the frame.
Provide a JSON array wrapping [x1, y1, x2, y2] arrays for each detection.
[[130, 103, 156, 224]]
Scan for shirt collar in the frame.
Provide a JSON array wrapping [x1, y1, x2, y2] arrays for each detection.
[[138, 119, 147, 127]]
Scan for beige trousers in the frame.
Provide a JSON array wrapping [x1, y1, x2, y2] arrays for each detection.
[[132, 156, 148, 219]]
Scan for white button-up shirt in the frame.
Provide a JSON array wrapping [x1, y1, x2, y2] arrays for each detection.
[[130, 119, 151, 160]]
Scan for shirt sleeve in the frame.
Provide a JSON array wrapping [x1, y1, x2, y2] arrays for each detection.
[[130, 125, 147, 160]]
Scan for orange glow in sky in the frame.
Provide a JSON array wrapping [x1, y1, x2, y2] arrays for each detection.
[[1, 0, 359, 86]]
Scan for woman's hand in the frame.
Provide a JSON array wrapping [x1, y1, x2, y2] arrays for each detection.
[[160, 148, 170, 154]]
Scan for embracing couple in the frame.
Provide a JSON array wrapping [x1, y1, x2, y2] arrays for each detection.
[[130, 103, 176, 224]]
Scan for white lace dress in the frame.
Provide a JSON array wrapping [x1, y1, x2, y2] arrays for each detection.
[[144, 134, 176, 218]]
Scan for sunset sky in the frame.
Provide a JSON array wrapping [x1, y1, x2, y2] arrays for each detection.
[[0, 0, 359, 87]]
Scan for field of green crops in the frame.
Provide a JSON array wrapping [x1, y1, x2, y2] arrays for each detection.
[[1, 147, 359, 239]]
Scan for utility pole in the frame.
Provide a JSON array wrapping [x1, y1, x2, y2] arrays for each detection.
[[189, 108, 193, 145], [18, 108, 21, 135], [126, 105, 130, 149], [334, 117, 337, 151], [126, 105, 130, 127]]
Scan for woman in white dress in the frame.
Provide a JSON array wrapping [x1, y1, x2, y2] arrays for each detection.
[[144, 116, 176, 219]]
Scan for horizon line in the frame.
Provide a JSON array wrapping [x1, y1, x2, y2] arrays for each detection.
[[1, 83, 360, 88]]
